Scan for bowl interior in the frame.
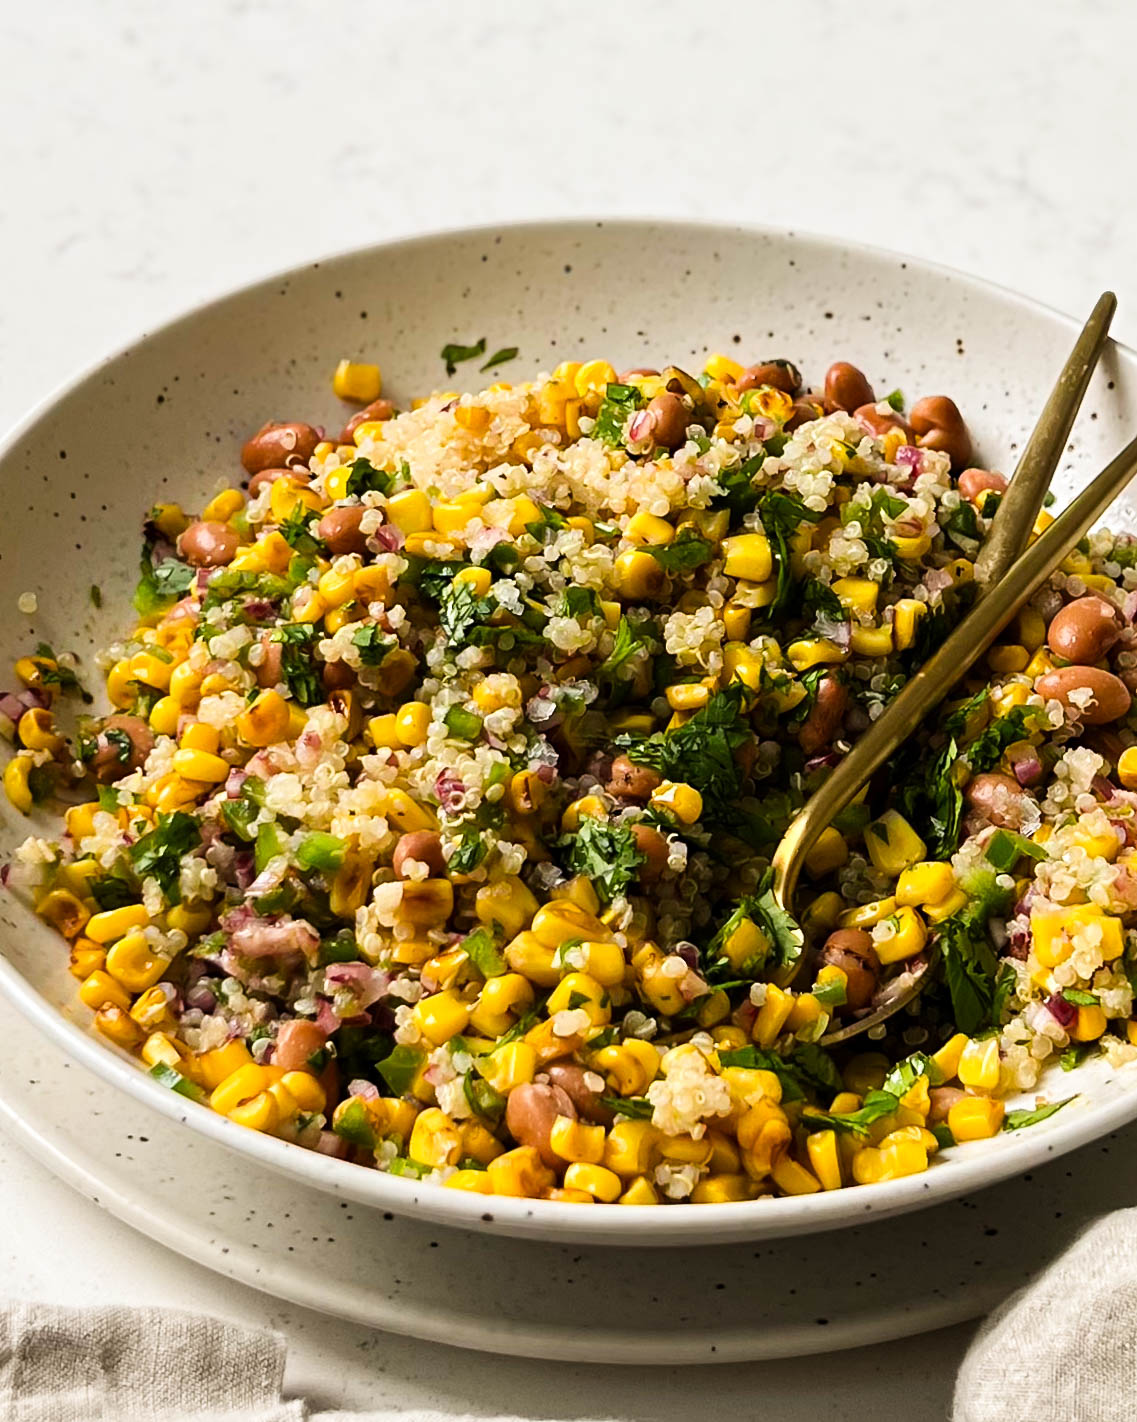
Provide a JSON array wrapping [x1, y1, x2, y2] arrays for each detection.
[[3, 219, 1137, 1244]]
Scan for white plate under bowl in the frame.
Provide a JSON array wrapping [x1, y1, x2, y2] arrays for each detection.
[[2, 219, 1137, 1247], [4, 991, 1136, 1363]]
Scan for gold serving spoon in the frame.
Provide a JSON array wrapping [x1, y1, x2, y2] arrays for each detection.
[[767, 294, 1121, 1046]]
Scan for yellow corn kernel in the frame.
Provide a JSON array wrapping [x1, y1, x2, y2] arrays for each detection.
[[665, 682, 711, 712], [601, 1120, 657, 1178], [475, 876, 539, 938], [721, 533, 773, 582], [804, 826, 848, 878], [147, 696, 181, 736], [398, 878, 454, 927], [625, 511, 675, 546], [838, 897, 898, 931], [411, 989, 470, 1046], [549, 1115, 606, 1165], [453, 565, 492, 596], [171, 748, 229, 783], [958, 1036, 1001, 1091], [849, 623, 894, 658], [131, 987, 177, 1034], [64, 802, 102, 840], [333, 358, 382, 403], [873, 906, 927, 965], [892, 532, 932, 561], [753, 985, 795, 1048], [830, 576, 878, 616], [195, 1040, 254, 1090], [573, 360, 618, 397], [931, 1032, 969, 1082], [562, 939, 625, 988], [351, 419, 389, 445], [947, 1095, 1005, 1142], [201, 487, 245, 523], [1032, 904, 1124, 968], [168, 660, 204, 705], [324, 602, 355, 634], [386, 488, 433, 535], [104, 659, 136, 708], [618, 1175, 661, 1205], [532, 900, 611, 949], [395, 700, 432, 748], [367, 713, 400, 750], [547, 972, 610, 1025], [1072, 1004, 1108, 1042], [805, 1130, 843, 1190], [470, 974, 534, 1035], [988, 644, 1030, 675], [209, 1062, 280, 1116], [924, 887, 969, 924], [269, 478, 324, 524], [479, 1042, 538, 1093], [408, 1107, 463, 1168], [786, 637, 849, 671], [592, 1040, 659, 1098], [720, 1067, 783, 1114], [2, 755, 36, 814], [95, 1004, 144, 1049], [140, 1029, 188, 1069], [504, 932, 560, 987], [865, 809, 927, 878], [445, 1169, 495, 1194], [383, 788, 437, 832], [68, 940, 105, 980], [329, 848, 375, 918], [16, 707, 62, 754], [892, 598, 927, 651], [612, 549, 667, 601], [562, 1162, 622, 1202], [704, 353, 744, 382], [276, 1070, 325, 1115], [85, 903, 149, 945], [895, 861, 956, 908], [235, 690, 290, 748], [105, 932, 169, 993], [487, 1145, 554, 1198], [79, 969, 132, 1013], [770, 1155, 821, 1196], [484, 495, 541, 537], [35, 888, 90, 940], [650, 779, 703, 825], [851, 1138, 929, 1184], [179, 721, 219, 754], [129, 652, 173, 691]]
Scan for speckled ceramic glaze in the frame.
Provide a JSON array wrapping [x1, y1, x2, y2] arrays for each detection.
[[2, 221, 1137, 1247], [4, 991, 1136, 1362]]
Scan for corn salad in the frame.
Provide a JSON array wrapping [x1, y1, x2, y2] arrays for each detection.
[[7, 350, 1137, 1206]]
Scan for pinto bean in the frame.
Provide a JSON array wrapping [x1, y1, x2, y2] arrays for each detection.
[[853, 403, 911, 440], [178, 520, 238, 567], [818, 929, 879, 1012], [504, 1081, 577, 1168], [248, 466, 310, 497], [241, 421, 321, 475], [274, 1019, 328, 1072], [392, 830, 446, 879], [798, 676, 848, 756], [321, 659, 355, 692], [628, 392, 689, 450], [1036, 665, 1132, 725], [340, 398, 397, 444], [736, 360, 802, 395], [965, 772, 1034, 828], [928, 1086, 968, 1125], [631, 822, 670, 881], [824, 362, 874, 413], [958, 468, 1008, 505], [544, 1061, 613, 1125], [1046, 595, 1122, 666], [606, 755, 662, 801], [316, 505, 369, 556], [786, 396, 825, 431], [909, 396, 972, 471], [255, 631, 283, 689], [91, 714, 155, 784]]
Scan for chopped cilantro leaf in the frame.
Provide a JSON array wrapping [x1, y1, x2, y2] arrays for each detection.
[[134, 548, 194, 616], [461, 925, 506, 977], [376, 1044, 426, 1096], [592, 383, 643, 445], [644, 530, 713, 574], [560, 816, 645, 904], [441, 338, 486, 376], [345, 457, 394, 499], [352, 623, 394, 666], [128, 811, 200, 902], [448, 827, 488, 876], [1003, 1097, 1074, 1131], [273, 623, 323, 706], [480, 345, 519, 372]]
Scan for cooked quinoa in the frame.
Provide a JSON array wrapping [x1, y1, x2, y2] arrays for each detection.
[[7, 349, 1137, 1205]]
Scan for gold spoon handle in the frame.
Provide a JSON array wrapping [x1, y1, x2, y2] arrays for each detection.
[[772, 428, 1137, 983], [974, 292, 1116, 591]]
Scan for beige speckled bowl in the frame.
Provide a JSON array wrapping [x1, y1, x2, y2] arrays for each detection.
[[2, 220, 1137, 1245]]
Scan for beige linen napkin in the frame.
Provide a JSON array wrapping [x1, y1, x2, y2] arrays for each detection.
[[954, 1208, 1137, 1420]]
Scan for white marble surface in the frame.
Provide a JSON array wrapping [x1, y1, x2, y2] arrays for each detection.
[[3, 0, 1137, 1415]]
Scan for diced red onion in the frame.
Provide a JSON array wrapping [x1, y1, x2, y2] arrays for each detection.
[[1046, 993, 1077, 1028], [435, 769, 466, 811], [347, 1079, 380, 1101], [225, 769, 248, 799], [369, 523, 404, 553], [325, 961, 390, 1008], [315, 1131, 352, 1158], [1013, 754, 1043, 786]]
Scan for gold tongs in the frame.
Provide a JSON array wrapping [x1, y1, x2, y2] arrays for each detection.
[[769, 293, 1125, 1044]]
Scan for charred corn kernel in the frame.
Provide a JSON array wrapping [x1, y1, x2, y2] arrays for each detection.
[[179, 722, 219, 754], [201, 488, 245, 523], [838, 896, 898, 931], [105, 932, 169, 993], [399, 878, 454, 927], [613, 549, 666, 600], [333, 358, 382, 403], [394, 701, 431, 748], [865, 810, 926, 878], [592, 1041, 659, 1097], [68, 940, 105, 980], [806, 1130, 844, 1190], [618, 1175, 661, 1205], [753, 985, 795, 1048], [487, 1146, 554, 1198], [504, 768, 544, 816], [195, 1040, 254, 1090], [479, 1041, 538, 1094], [930, 1032, 969, 1082], [625, 511, 675, 545], [95, 1004, 143, 1049], [411, 989, 470, 1046], [850, 623, 894, 657], [947, 1095, 1005, 1142], [148, 696, 181, 736], [721, 533, 773, 582], [329, 849, 375, 917], [140, 1029, 188, 1069], [873, 907, 927, 965], [895, 861, 956, 907], [852, 1138, 929, 1183], [131, 987, 177, 1034], [367, 714, 400, 750], [171, 748, 229, 783], [504, 932, 559, 987], [78, 970, 131, 1013], [475, 876, 539, 938], [958, 1036, 1001, 1091], [786, 637, 849, 670], [383, 788, 437, 832], [547, 972, 610, 1025], [445, 1169, 495, 1194], [690, 1173, 753, 1204], [550, 1115, 606, 1164], [563, 1162, 622, 1202], [35, 889, 89, 939], [804, 826, 848, 878], [235, 690, 290, 747], [1072, 1004, 1108, 1041], [86, 903, 149, 944], [408, 1107, 463, 1168], [386, 488, 433, 535], [892, 598, 927, 651], [830, 576, 879, 615], [650, 780, 703, 825], [573, 360, 617, 397]]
